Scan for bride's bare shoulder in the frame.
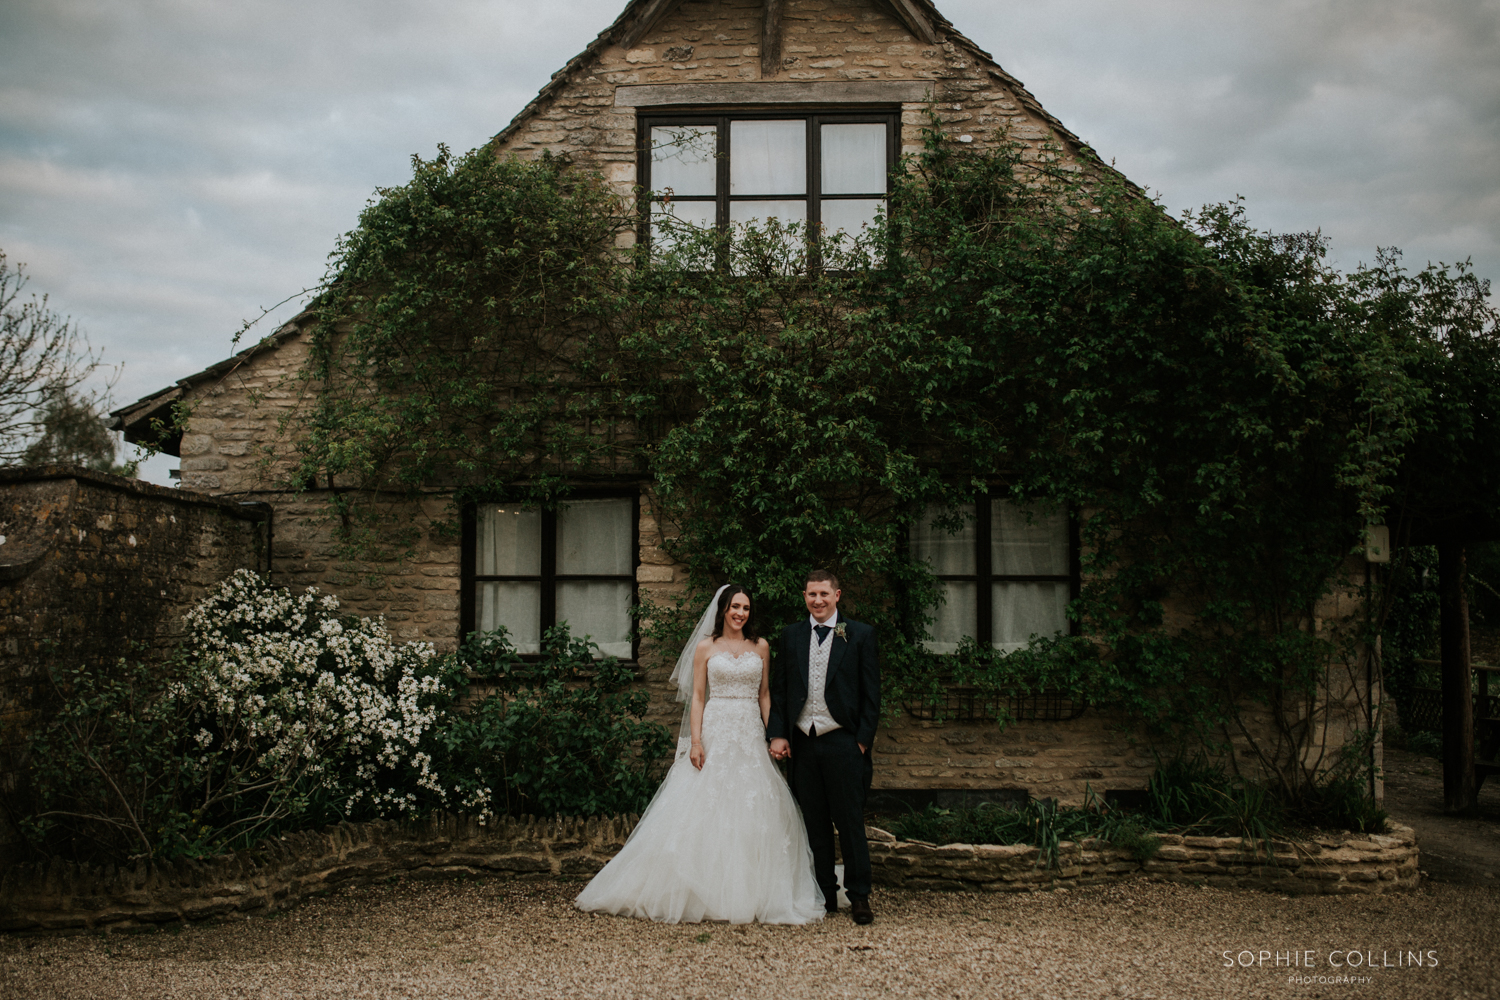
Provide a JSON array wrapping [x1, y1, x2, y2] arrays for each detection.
[[695, 637, 716, 656]]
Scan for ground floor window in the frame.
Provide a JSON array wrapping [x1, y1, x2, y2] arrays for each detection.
[[461, 495, 638, 658], [910, 500, 1075, 655]]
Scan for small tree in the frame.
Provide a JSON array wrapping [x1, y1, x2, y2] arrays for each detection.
[[21, 389, 120, 470], [0, 249, 116, 465]]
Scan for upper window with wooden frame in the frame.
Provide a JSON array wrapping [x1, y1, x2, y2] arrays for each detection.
[[639, 110, 898, 253], [910, 500, 1077, 655], [460, 495, 639, 659]]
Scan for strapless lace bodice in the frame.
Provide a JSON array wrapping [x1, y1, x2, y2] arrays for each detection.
[[707, 650, 763, 700]]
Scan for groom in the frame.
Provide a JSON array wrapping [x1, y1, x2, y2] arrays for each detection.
[[767, 569, 881, 925]]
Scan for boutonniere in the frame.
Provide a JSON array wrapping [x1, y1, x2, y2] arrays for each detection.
[[834, 623, 848, 642]]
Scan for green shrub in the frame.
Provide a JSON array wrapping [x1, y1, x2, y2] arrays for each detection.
[[440, 625, 674, 819], [14, 572, 671, 865], [889, 753, 1387, 864], [889, 792, 1160, 866]]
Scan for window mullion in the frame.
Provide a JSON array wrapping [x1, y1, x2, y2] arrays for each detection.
[[808, 114, 820, 244], [460, 502, 477, 642], [541, 509, 558, 633], [716, 114, 729, 229]]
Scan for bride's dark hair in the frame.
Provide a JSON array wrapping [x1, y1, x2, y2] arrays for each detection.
[[711, 585, 759, 641]]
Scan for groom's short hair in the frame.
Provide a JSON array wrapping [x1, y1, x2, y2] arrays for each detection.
[[805, 568, 840, 590]]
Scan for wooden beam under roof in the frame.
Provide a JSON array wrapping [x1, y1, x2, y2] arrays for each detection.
[[883, 0, 938, 44], [619, 0, 686, 51]]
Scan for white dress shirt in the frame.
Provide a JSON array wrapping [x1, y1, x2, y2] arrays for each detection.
[[796, 612, 841, 736]]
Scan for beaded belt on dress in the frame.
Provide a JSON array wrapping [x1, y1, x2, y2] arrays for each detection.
[[710, 693, 757, 700]]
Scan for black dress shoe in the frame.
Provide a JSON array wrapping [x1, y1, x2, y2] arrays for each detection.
[[850, 898, 874, 925]]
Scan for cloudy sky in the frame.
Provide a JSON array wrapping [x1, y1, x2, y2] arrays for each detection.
[[2, 0, 1497, 485]]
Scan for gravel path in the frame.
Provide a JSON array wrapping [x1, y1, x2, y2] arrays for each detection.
[[3, 877, 1495, 999], [1382, 747, 1500, 884]]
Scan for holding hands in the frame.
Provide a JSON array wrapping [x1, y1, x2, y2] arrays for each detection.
[[768, 737, 791, 761]]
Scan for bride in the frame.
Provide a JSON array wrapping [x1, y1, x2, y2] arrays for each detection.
[[575, 584, 826, 924]]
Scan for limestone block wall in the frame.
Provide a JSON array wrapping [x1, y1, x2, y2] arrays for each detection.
[[868, 824, 1420, 896], [163, 330, 1351, 803], [0, 815, 1420, 931], [0, 466, 268, 865], [175, 323, 315, 496], [873, 711, 1156, 802]]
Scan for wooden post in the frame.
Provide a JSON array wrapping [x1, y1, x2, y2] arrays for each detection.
[[1438, 542, 1476, 814], [761, 0, 784, 77]]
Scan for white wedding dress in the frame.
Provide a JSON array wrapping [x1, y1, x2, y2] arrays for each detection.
[[575, 650, 826, 924]]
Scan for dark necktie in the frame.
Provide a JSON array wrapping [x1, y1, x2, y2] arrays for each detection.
[[814, 624, 832, 645]]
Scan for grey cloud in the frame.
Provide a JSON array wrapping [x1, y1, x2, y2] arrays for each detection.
[[952, 0, 1500, 275], [0, 0, 1496, 486]]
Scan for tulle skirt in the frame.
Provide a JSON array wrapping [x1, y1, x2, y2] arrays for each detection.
[[575, 698, 826, 924]]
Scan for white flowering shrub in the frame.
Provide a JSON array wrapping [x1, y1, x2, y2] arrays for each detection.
[[19, 571, 667, 865], [176, 570, 491, 841]]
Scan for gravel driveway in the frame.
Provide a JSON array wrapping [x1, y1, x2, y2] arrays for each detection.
[[3, 876, 1494, 999]]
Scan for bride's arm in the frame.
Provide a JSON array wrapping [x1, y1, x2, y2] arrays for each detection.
[[757, 638, 772, 728], [689, 641, 710, 769]]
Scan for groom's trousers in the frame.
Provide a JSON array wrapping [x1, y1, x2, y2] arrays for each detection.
[[791, 726, 873, 905]]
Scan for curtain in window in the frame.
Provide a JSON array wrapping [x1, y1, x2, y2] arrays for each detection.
[[991, 581, 1070, 654], [991, 501, 1069, 652], [557, 498, 634, 658], [477, 506, 543, 654], [911, 504, 975, 655]]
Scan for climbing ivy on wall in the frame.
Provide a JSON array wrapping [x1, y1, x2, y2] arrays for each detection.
[[293, 131, 1500, 805]]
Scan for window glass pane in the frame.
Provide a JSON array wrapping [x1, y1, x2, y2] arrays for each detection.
[[650, 200, 718, 260], [992, 501, 1069, 576], [921, 581, 975, 655], [558, 498, 634, 575], [910, 504, 976, 575], [992, 582, 1069, 653], [477, 506, 541, 575], [728, 200, 807, 228], [820, 199, 884, 240], [730, 120, 806, 195], [728, 201, 808, 274], [557, 581, 634, 658], [650, 125, 717, 197], [821, 123, 887, 194], [478, 581, 542, 654]]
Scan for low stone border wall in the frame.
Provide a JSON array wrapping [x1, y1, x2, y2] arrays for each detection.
[[0, 814, 637, 932], [869, 825, 1421, 895], [0, 815, 1418, 931]]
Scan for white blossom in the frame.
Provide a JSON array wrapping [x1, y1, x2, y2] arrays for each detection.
[[180, 569, 492, 821]]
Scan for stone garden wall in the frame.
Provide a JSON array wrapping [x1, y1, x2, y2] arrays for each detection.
[[0, 467, 268, 866], [0, 816, 1419, 932]]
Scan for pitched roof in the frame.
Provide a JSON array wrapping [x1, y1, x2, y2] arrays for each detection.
[[109, 315, 308, 454], [490, 0, 1102, 163]]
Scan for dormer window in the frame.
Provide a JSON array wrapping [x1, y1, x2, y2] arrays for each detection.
[[640, 111, 897, 252]]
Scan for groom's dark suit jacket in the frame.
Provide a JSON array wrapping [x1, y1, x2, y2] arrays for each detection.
[[766, 617, 881, 750]]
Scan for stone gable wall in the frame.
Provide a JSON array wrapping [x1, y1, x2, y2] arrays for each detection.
[[494, 0, 1081, 205]]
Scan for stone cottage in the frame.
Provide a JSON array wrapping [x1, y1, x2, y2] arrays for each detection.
[[110, 0, 1380, 807]]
